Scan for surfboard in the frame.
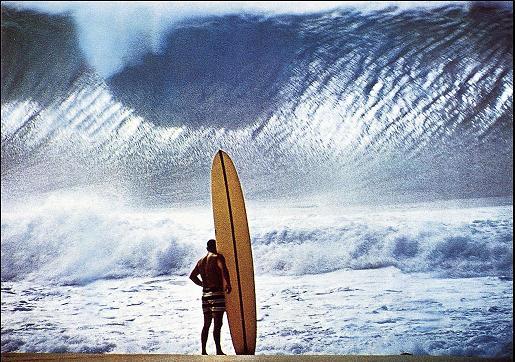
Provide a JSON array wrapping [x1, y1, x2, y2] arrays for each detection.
[[211, 150, 256, 355]]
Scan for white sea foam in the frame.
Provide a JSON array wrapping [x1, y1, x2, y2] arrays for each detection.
[[2, 193, 512, 285], [1, 268, 512, 355]]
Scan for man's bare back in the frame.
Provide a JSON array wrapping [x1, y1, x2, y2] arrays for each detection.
[[196, 253, 225, 290], [191, 252, 231, 293]]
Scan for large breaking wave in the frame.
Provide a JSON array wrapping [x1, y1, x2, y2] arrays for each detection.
[[1, 3, 513, 284], [1, 4, 513, 204]]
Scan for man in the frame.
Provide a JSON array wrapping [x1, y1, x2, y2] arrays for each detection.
[[190, 239, 232, 355]]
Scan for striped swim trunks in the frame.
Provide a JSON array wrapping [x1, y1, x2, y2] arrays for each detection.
[[202, 288, 226, 314]]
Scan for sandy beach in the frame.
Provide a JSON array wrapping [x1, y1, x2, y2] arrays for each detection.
[[2, 353, 512, 362]]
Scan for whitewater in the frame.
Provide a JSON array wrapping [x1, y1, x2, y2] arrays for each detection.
[[2, 195, 513, 355], [1, 1, 513, 358]]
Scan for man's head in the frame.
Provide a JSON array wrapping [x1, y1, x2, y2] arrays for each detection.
[[207, 239, 217, 253]]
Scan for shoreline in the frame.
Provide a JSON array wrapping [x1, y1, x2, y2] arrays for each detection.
[[1, 353, 512, 362]]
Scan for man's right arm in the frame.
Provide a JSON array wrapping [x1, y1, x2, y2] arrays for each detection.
[[217, 255, 231, 293]]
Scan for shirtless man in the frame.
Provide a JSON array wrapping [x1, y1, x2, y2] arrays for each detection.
[[189, 239, 232, 355]]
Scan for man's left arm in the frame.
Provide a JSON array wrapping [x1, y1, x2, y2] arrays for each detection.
[[189, 262, 203, 287]]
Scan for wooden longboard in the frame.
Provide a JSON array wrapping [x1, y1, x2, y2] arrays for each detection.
[[211, 150, 256, 355]]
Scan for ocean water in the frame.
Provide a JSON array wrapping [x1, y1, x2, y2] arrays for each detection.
[[1, 266, 513, 355], [1, 1, 513, 357], [1, 196, 513, 356]]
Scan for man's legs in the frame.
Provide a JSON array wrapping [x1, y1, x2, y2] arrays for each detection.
[[213, 311, 225, 355], [201, 312, 212, 355]]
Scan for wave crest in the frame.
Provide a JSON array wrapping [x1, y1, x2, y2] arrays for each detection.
[[253, 216, 513, 278]]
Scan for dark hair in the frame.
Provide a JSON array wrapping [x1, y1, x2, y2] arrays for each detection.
[[207, 239, 217, 253]]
